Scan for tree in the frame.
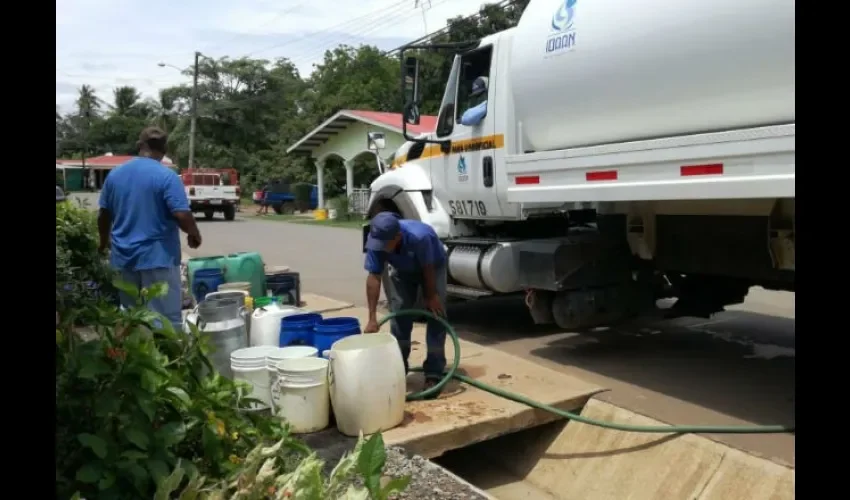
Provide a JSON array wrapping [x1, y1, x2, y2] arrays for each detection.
[[55, 1, 528, 187]]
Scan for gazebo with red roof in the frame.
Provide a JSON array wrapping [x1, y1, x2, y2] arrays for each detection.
[[286, 109, 436, 209]]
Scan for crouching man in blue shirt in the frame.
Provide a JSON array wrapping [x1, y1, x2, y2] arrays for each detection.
[[363, 212, 448, 398]]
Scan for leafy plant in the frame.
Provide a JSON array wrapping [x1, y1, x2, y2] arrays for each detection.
[[56, 283, 290, 499], [357, 434, 410, 500], [329, 195, 351, 220], [55, 201, 117, 318], [157, 433, 410, 500]]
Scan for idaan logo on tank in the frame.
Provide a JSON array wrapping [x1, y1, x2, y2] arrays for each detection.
[[546, 0, 577, 55]]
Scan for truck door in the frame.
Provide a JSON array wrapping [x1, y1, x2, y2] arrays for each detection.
[[432, 45, 505, 220]]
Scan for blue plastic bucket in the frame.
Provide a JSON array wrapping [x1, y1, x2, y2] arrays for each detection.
[[192, 268, 225, 303], [313, 317, 361, 356], [266, 271, 301, 306], [279, 313, 323, 347]]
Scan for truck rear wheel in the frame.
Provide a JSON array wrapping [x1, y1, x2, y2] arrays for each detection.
[[223, 205, 236, 221], [281, 202, 295, 215], [272, 203, 283, 215], [204, 210, 215, 220]]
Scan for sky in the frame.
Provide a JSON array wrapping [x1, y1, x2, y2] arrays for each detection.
[[56, 0, 493, 113]]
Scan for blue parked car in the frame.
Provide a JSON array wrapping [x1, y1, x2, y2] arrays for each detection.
[[254, 182, 318, 214]]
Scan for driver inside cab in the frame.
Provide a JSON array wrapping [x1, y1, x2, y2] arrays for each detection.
[[459, 76, 488, 127]]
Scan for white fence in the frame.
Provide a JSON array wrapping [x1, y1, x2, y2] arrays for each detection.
[[348, 188, 371, 216]]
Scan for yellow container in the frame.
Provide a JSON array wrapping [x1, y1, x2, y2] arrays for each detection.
[[314, 209, 328, 221]]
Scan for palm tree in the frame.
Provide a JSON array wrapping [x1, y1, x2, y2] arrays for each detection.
[[76, 85, 100, 118], [112, 86, 142, 116]]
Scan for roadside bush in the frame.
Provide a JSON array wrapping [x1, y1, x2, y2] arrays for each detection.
[[55, 284, 292, 499], [293, 182, 313, 212], [330, 195, 351, 219], [56, 201, 118, 318]]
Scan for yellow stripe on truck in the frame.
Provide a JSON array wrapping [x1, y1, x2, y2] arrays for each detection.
[[390, 134, 505, 169]]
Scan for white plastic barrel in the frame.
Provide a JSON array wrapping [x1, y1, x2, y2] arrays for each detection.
[[266, 346, 319, 414], [328, 333, 406, 436], [272, 357, 331, 434], [231, 346, 280, 408]]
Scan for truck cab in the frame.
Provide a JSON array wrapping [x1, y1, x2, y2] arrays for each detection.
[[182, 168, 241, 221], [366, 0, 794, 329]]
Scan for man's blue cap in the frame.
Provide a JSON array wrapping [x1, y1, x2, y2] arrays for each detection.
[[366, 212, 401, 251]]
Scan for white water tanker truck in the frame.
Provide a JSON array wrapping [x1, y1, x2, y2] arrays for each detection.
[[363, 0, 795, 329]]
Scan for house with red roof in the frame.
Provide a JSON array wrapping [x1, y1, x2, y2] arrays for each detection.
[[56, 153, 176, 190], [286, 109, 437, 210]]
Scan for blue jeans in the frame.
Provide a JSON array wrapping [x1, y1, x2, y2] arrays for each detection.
[[385, 262, 448, 379], [117, 266, 183, 331]]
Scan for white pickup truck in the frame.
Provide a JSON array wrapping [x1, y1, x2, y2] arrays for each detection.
[[183, 171, 240, 221], [364, 0, 794, 329]]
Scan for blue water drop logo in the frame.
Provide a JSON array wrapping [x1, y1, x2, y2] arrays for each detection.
[[551, 0, 577, 33]]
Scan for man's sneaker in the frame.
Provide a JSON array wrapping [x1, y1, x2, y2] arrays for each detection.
[[422, 377, 443, 400]]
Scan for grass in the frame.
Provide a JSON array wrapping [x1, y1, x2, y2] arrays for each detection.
[[257, 213, 367, 230]]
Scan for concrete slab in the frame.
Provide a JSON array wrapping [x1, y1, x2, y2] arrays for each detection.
[[459, 399, 794, 500], [300, 293, 354, 314], [321, 305, 604, 459]]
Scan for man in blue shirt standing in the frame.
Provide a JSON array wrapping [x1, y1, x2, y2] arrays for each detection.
[[363, 212, 449, 397], [97, 127, 203, 330]]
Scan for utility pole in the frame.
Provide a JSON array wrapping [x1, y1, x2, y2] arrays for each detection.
[[188, 51, 201, 169], [81, 109, 90, 190]]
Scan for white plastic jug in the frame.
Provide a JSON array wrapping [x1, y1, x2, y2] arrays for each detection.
[[250, 304, 302, 346], [272, 357, 330, 434], [328, 333, 406, 437]]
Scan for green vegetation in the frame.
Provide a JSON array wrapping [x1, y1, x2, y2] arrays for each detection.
[[56, 203, 406, 499], [55, 1, 529, 195]]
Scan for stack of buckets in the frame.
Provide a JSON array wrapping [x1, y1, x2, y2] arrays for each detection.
[[229, 311, 362, 434]]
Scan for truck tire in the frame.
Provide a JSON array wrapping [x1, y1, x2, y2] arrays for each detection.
[[272, 203, 283, 215], [282, 202, 295, 215], [223, 205, 236, 221], [204, 210, 215, 220]]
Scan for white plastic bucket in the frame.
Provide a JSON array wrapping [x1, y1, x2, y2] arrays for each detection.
[[272, 357, 330, 433], [231, 346, 279, 408], [266, 346, 319, 412], [328, 333, 406, 436], [328, 208, 338, 220]]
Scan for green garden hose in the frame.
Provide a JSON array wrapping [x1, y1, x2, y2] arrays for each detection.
[[377, 309, 795, 434]]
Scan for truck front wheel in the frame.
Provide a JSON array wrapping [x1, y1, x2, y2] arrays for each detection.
[[223, 205, 236, 221]]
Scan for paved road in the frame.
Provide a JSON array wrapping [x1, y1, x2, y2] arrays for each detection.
[[186, 215, 796, 465]]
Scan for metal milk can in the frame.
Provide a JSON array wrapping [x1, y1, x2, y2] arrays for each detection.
[[196, 297, 249, 378]]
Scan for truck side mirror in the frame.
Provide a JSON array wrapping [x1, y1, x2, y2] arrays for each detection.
[[404, 102, 421, 127], [403, 56, 420, 111]]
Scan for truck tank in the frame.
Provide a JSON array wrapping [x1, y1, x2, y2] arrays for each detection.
[[510, 0, 795, 153]]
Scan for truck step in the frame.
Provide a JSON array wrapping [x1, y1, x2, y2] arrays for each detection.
[[447, 284, 493, 300]]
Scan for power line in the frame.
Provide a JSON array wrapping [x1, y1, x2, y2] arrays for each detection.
[[384, 0, 522, 56], [242, 0, 411, 58], [288, 0, 453, 68], [202, 1, 311, 56]]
